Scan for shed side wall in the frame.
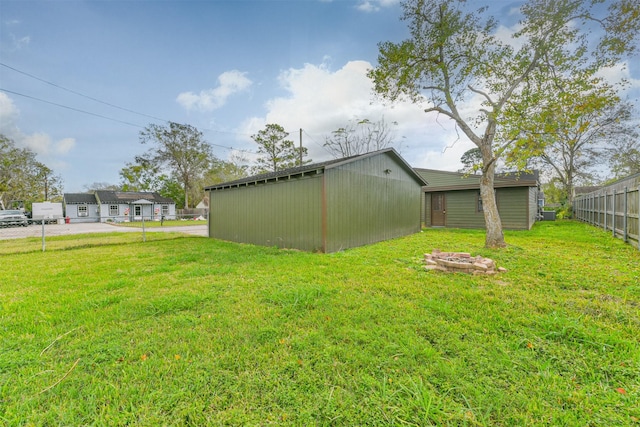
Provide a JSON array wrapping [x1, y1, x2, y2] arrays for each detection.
[[209, 176, 323, 251], [325, 155, 422, 252]]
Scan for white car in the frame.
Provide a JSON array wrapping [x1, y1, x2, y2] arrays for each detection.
[[0, 210, 29, 227]]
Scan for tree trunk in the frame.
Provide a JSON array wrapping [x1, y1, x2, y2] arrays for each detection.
[[480, 142, 506, 248]]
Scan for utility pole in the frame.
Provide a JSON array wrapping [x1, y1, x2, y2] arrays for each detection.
[[299, 128, 303, 166], [44, 171, 49, 200]]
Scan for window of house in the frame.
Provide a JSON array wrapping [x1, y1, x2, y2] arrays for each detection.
[[134, 205, 141, 216], [161, 205, 169, 215], [109, 205, 118, 216], [78, 205, 88, 217], [433, 194, 442, 211]]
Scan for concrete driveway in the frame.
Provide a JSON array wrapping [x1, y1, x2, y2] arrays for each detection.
[[0, 222, 208, 240]]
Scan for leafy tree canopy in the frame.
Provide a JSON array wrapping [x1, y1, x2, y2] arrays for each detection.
[[0, 134, 64, 209], [139, 122, 214, 208]]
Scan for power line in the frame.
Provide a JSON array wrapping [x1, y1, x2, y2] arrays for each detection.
[[1, 62, 256, 140], [1, 63, 329, 156], [303, 128, 333, 156], [0, 88, 145, 128], [0, 62, 167, 123], [0, 87, 257, 153]]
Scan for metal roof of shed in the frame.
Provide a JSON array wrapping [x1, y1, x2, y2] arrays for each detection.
[[205, 148, 428, 191]]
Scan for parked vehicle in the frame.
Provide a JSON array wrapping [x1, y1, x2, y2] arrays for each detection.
[[0, 210, 29, 227]]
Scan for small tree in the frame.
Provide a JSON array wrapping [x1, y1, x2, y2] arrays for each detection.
[[323, 117, 396, 158], [205, 154, 249, 185], [459, 148, 483, 174], [139, 122, 213, 208], [252, 124, 310, 173]]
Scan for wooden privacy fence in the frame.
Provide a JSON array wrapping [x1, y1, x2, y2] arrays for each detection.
[[573, 180, 640, 250]]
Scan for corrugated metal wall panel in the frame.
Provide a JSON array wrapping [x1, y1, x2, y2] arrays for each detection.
[[325, 154, 422, 252], [497, 187, 528, 229], [209, 176, 323, 251]]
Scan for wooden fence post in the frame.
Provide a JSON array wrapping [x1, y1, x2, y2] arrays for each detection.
[[612, 191, 616, 238], [603, 191, 607, 231], [623, 187, 628, 243]]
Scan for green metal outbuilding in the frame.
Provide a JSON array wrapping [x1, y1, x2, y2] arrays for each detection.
[[416, 169, 540, 230], [205, 148, 428, 253]]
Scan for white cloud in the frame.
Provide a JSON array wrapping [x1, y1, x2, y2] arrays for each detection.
[[177, 70, 252, 112], [0, 92, 19, 130], [356, 0, 399, 12], [0, 92, 75, 158], [238, 60, 467, 170], [55, 137, 76, 154], [22, 132, 53, 154], [10, 34, 30, 50], [597, 61, 640, 92]]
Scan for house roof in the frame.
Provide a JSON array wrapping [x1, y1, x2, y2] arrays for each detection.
[[415, 169, 538, 192], [95, 191, 174, 204], [64, 192, 174, 204], [205, 148, 428, 191], [63, 193, 98, 204]]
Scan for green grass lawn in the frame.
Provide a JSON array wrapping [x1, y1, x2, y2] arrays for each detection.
[[1, 221, 638, 425]]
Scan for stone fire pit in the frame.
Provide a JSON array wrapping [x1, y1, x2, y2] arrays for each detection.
[[424, 249, 506, 275]]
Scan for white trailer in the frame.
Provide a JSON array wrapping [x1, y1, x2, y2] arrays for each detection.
[[32, 202, 64, 223]]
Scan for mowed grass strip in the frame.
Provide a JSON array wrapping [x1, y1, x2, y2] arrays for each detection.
[[1, 221, 638, 425]]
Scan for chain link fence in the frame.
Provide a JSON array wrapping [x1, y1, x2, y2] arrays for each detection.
[[0, 214, 208, 254]]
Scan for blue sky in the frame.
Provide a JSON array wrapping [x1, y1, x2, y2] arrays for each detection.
[[1, 0, 638, 193]]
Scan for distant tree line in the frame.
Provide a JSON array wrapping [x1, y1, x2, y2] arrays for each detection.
[[0, 134, 64, 211]]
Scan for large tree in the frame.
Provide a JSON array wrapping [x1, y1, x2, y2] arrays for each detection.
[[605, 106, 640, 179], [118, 158, 186, 206], [119, 159, 163, 192], [0, 134, 64, 208], [501, 49, 639, 205], [252, 124, 310, 173], [139, 122, 213, 208], [529, 91, 635, 205], [369, 0, 639, 248], [608, 138, 640, 179], [323, 117, 396, 158]]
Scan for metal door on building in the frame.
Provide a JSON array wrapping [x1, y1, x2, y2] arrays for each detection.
[[431, 193, 446, 226]]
